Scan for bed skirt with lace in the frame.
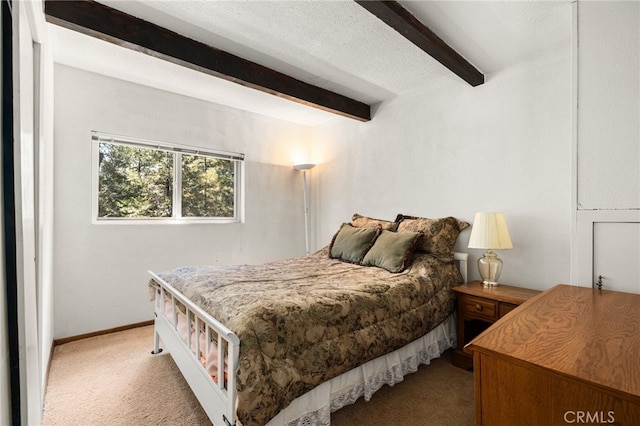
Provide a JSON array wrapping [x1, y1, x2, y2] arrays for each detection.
[[264, 313, 457, 426]]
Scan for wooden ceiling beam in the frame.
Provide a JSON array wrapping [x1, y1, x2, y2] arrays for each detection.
[[355, 0, 484, 87], [44, 0, 371, 122]]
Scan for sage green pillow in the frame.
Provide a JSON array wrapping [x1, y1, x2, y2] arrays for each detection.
[[329, 223, 380, 263], [362, 230, 422, 273]]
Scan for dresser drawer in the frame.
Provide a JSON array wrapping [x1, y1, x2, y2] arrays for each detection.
[[463, 295, 497, 320]]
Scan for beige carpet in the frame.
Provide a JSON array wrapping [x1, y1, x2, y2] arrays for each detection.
[[43, 325, 474, 425]]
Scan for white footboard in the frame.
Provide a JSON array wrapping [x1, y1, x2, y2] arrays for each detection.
[[149, 271, 240, 426]]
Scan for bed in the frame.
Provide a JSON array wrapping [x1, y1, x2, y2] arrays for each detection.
[[148, 214, 469, 426]]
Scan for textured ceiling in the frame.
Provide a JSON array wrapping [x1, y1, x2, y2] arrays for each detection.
[[49, 0, 572, 125]]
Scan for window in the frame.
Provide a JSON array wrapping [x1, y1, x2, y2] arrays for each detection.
[[92, 132, 243, 223]]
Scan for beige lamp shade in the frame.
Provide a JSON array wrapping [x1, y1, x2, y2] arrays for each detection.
[[468, 212, 513, 250]]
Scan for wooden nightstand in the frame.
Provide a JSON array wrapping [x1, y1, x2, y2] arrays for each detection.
[[451, 281, 541, 369]]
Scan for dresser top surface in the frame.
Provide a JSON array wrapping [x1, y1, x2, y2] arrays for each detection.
[[468, 284, 640, 399]]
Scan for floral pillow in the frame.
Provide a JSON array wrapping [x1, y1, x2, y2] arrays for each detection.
[[395, 214, 470, 258], [351, 213, 398, 231]]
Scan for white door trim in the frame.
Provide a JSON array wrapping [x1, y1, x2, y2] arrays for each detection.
[[573, 210, 640, 287]]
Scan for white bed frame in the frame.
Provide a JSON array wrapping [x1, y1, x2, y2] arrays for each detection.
[[150, 252, 468, 426]]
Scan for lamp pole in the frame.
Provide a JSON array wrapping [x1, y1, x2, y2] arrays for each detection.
[[293, 164, 315, 256]]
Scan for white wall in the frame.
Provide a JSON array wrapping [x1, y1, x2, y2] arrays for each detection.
[[576, 1, 639, 210], [53, 65, 312, 338], [311, 46, 573, 291], [572, 1, 640, 289], [51, 0, 640, 334]]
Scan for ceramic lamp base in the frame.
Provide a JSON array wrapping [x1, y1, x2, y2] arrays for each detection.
[[478, 249, 503, 287]]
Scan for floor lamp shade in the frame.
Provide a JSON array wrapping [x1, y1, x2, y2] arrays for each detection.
[[468, 212, 513, 286], [293, 163, 315, 171]]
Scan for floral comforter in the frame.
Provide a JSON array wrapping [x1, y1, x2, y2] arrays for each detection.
[[151, 248, 463, 426]]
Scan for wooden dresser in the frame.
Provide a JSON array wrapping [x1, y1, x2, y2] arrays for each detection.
[[467, 284, 640, 425]]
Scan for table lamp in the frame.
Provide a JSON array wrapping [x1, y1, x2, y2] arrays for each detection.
[[468, 212, 513, 287]]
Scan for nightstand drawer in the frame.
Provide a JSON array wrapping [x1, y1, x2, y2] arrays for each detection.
[[499, 302, 518, 317], [463, 296, 497, 320]]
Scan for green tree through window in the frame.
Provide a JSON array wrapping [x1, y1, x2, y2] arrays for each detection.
[[181, 154, 235, 218], [96, 138, 240, 221], [98, 143, 173, 218]]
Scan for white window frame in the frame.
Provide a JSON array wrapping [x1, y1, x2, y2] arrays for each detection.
[[91, 131, 244, 224]]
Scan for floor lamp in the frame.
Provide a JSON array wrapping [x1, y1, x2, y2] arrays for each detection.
[[293, 163, 315, 256]]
